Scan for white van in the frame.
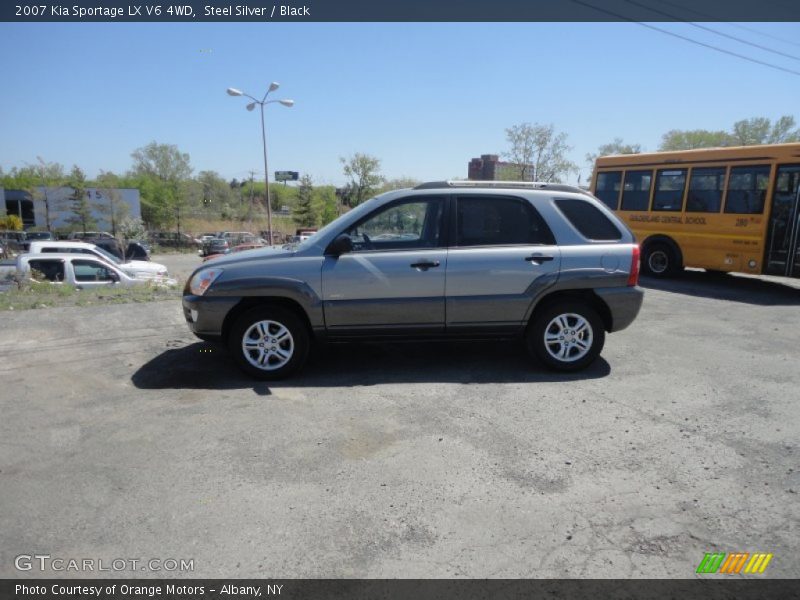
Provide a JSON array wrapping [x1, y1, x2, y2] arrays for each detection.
[[16, 254, 176, 288], [27, 241, 169, 279]]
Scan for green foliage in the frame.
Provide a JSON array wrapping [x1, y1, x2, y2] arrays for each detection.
[[129, 141, 193, 231], [317, 186, 340, 225], [65, 165, 96, 234], [586, 138, 642, 165], [658, 115, 800, 151], [293, 175, 319, 228], [0, 214, 23, 230], [380, 177, 421, 192], [94, 171, 130, 236], [504, 122, 577, 182], [340, 153, 384, 206]]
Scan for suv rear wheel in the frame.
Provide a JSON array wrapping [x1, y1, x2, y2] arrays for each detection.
[[229, 306, 310, 380], [527, 302, 605, 371]]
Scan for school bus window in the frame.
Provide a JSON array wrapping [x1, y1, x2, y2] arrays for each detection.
[[653, 169, 687, 212], [595, 171, 622, 210], [620, 170, 652, 211], [724, 165, 770, 214], [686, 167, 725, 213]]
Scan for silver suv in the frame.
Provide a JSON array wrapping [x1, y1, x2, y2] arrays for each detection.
[[183, 181, 643, 379]]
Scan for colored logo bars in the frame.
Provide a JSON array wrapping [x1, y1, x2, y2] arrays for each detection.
[[696, 552, 773, 574]]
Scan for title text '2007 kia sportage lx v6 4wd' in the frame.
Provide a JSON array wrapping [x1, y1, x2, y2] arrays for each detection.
[[183, 181, 643, 379]]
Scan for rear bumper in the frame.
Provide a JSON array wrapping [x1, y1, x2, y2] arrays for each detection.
[[595, 286, 644, 332], [182, 295, 240, 337]]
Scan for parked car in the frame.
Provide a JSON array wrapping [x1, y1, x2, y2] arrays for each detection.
[[16, 254, 176, 288], [125, 241, 151, 261], [67, 231, 115, 240], [183, 180, 643, 379], [201, 237, 230, 257], [150, 231, 199, 249], [0, 231, 26, 257], [23, 231, 54, 242], [202, 242, 266, 263], [27, 241, 169, 279]]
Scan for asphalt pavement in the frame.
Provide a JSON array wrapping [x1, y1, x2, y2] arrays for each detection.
[[1, 258, 798, 578]]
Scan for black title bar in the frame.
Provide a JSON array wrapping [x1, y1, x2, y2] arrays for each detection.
[[4, 0, 800, 22], [3, 579, 800, 600]]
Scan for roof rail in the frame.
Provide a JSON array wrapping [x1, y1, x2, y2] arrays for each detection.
[[414, 180, 587, 194]]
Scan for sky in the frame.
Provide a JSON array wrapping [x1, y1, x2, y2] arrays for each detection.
[[1, 21, 799, 187]]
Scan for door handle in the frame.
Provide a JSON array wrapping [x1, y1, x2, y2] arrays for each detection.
[[525, 255, 555, 265], [410, 260, 440, 271]]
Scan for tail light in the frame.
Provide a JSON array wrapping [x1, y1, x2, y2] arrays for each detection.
[[627, 245, 640, 286]]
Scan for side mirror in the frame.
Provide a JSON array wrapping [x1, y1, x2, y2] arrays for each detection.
[[326, 234, 353, 257]]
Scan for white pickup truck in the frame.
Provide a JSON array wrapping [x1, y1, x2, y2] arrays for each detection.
[[16, 253, 176, 288], [27, 240, 169, 279]]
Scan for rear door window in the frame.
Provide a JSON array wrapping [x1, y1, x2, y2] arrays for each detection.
[[28, 259, 65, 282], [455, 196, 555, 246]]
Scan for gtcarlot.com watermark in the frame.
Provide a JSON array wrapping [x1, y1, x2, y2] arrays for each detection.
[[15, 554, 194, 573]]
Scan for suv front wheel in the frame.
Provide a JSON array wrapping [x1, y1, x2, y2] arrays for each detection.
[[229, 306, 310, 379], [527, 302, 605, 371]]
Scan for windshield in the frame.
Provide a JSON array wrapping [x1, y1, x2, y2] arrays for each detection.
[[295, 196, 381, 251], [95, 246, 122, 264]]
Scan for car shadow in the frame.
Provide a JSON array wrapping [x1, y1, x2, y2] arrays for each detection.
[[640, 270, 800, 306], [131, 340, 611, 392]]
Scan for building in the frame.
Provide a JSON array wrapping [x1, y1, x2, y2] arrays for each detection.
[[1, 186, 141, 231], [467, 154, 535, 181]]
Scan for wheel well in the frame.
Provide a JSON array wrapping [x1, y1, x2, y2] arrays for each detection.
[[642, 235, 683, 268], [221, 297, 313, 342], [530, 289, 613, 332]]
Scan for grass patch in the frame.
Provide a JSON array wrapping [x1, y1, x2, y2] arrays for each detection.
[[0, 281, 181, 311]]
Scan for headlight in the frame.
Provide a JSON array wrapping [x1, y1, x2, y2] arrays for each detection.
[[189, 268, 223, 296]]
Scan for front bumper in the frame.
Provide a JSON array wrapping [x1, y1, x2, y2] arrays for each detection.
[[595, 286, 644, 332], [182, 295, 240, 337]]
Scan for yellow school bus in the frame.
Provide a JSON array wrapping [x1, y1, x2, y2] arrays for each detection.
[[591, 143, 800, 278]]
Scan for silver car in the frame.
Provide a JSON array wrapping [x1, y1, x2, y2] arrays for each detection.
[[183, 181, 644, 379]]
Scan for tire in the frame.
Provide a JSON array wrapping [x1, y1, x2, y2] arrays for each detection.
[[527, 302, 605, 372], [229, 306, 310, 380], [642, 242, 679, 277]]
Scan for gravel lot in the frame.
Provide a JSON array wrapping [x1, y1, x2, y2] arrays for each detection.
[[1, 257, 798, 578]]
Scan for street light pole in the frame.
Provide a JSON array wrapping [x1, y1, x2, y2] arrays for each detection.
[[258, 102, 272, 243], [227, 83, 294, 245]]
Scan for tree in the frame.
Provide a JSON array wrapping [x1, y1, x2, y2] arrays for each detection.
[[30, 158, 66, 231], [585, 139, 642, 182], [586, 138, 642, 165], [503, 123, 577, 183], [340, 153, 384, 207], [316, 186, 340, 225], [380, 177, 421, 192], [293, 175, 319, 228], [730, 116, 800, 146], [94, 171, 130, 236], [65, 165, 96, 234], [659, 129, 732, 151], [129, 142, 192, 231]]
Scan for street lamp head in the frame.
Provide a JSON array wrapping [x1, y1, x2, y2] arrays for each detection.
[[268, 82, 280, 92], [246, 102, 256, 111], [279, 99, 295, 107], [226, 88, 243, 96]]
